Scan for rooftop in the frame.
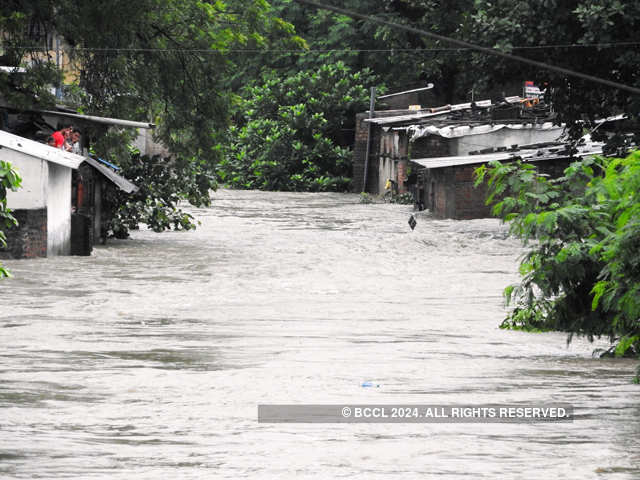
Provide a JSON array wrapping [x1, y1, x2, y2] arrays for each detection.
[[0, 129, 84, 169], [410, 140, 605, 170]]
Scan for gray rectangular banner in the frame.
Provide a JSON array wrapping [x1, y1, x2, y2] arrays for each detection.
[[258, 404, 574, 423]]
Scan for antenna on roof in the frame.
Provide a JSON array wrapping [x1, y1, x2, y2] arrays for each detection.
[[377, 84, 434, 100]]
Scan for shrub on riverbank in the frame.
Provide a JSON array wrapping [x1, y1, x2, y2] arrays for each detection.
[[475, 152, 640, 376]]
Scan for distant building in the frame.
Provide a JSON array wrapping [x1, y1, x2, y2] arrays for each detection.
[[352, 96, 563, 197], [410, 141, 604, 219]]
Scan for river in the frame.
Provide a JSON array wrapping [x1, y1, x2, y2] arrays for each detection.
[[0, 189, 638, 479]]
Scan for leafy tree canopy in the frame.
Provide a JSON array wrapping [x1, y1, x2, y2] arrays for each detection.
[[475, 152, 640, 368], [219, 62, 376, 191]]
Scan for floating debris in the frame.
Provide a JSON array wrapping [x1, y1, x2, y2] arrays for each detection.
[[361, 381, 380, 388], [408, 214, 417, 230]]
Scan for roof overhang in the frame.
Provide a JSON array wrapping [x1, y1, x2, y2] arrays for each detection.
[[0, 129, 84, 169], [82, 156, 138, 193], [37, 109, 155, 129]]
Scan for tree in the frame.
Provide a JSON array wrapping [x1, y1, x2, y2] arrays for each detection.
[[475, 152, 640, 377], [263, 0, 475, 101], [219, 62, 376, 191], [1, 1, 298, 233], [468, 0, 640, 143]]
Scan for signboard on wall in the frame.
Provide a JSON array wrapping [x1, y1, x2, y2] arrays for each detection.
[[523, 80, 545, 99]]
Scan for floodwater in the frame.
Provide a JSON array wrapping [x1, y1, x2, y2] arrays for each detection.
[[0, 189, 638, 479]]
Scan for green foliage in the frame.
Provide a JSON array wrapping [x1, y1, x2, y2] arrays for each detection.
[[266, 0, 474, 100], [219, 62, 375, 191], [0, 161, 22, 278], [102, 146, 211, 237], [0, 2, 60, 110], [51, 0, 289, 162], [1, 0, 294, 237], [476, 152, 640, 364], [469, 0, 640, 143]]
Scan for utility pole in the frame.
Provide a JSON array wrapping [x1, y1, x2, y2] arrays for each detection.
[[361, 87, 376, 193], [361, 84, 434, 193]]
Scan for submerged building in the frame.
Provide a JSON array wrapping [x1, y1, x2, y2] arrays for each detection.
[[1, 129, 83, 257], [0, 129, 140, 258], [353, 96, 563, 197]]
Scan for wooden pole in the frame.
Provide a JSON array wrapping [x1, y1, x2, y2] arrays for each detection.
[[362, 86, 376, 193]]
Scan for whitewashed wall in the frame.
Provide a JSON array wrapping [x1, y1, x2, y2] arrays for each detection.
[[46, 163, 72, 255], [4, 151, 47, 209], [4, 150, 74, 256]]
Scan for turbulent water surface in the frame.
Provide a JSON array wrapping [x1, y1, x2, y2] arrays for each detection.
[[1, 189, 638, 479]]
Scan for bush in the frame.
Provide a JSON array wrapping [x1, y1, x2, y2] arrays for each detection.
[[475, 152, 640, 370]]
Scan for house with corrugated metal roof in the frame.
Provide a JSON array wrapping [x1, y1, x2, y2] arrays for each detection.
[[0, 103, 157, 255], [411, 140, 604, 219], [0, 128, 140, 258], [352, 96, 564, 198]]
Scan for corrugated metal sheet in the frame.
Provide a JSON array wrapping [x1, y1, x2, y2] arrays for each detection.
[[82, 157, 138, 193], [410, 142, 604, 169], [362, 98, 522, 126], [0, 129, 84, 169], [406, 121, 563, 141], [37, 110, 155, 129], [410, 150, 536, 169]]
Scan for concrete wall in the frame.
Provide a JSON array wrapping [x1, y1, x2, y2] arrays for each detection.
[[352, 111, 409, 194], [4, 151, 74, 257], [4, 151, 47, 209], [46, 163, 72, 255]]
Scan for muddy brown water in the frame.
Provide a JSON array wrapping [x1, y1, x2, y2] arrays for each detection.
[[0, 189, 638, 479]]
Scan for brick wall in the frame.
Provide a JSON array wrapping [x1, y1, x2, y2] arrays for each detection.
[[453, 165, 492, 219], [424, 158, 570, 220], [411, 136, 450, 159], [424, 165, 491, 219], [0, 208, 47, 259], [352, 110, 414, 194], [352, 113, 369, 193]]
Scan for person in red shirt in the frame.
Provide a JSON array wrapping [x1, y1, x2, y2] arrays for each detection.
[[51, 124, 72, 149]]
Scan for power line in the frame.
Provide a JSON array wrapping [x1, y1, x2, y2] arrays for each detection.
[[292, 0, 640, 96], [1, 43, 639, 54]]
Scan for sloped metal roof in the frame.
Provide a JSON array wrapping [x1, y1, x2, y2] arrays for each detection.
[[406, 121, 563, 141], [0, 129, 84, 169], [410, 142, 604, 169], [37, 109, 155, 129], [363, 99, 500, 126], [82, 156, 138, 193]]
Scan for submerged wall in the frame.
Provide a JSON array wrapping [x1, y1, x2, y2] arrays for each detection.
[[3, 150, 73, 257]]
